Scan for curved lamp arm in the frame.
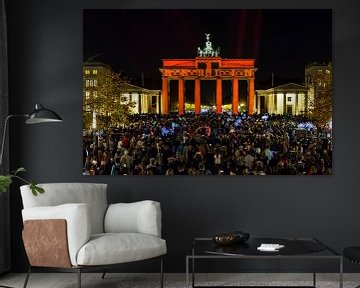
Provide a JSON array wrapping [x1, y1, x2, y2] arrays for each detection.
[[0, 104, 63, 169]]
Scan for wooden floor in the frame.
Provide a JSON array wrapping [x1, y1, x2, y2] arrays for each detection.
[[0, 273, 359, 288]]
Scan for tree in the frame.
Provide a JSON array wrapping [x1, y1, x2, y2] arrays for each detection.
[[309, 71, 332, 127], [83, 69, 135, 132]]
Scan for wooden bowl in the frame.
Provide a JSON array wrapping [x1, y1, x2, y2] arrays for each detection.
[[212, 234, 237, 245]]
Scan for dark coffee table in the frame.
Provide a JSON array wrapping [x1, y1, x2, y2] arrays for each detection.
[[186, 237, 342, 288]]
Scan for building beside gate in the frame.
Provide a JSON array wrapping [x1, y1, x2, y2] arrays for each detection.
[[83, 62, 160, 130], [119, 82, 161, 114], [305, 62, 332, 114], [255, 62, 331, 116], [256, 83, 308, 115]]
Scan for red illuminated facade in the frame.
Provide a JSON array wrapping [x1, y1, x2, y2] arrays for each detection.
[[159, 58, 256, 115]]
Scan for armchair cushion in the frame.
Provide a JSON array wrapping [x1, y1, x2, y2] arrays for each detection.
[[22, 203, 91, 266], [104, 200, 162, 237], [76, 233, 167, 266], [20, 183, 108, 234]]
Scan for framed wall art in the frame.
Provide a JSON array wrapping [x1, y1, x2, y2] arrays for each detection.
[[83, 9, 332, 176]]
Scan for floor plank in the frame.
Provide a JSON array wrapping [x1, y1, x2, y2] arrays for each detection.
[[0, 273, 358, 288]]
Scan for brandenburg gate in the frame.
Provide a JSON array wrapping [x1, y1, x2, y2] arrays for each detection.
[[159, 34, 256, 115]]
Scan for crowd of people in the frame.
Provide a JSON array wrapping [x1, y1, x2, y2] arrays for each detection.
[[83, 112, 332, 176]]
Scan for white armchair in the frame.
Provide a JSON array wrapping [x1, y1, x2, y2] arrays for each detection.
[[20, 183, 166, 288]]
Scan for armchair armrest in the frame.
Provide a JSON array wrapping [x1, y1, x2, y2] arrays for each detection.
[[22, 203, 91, 266], [23, 219, 71, 268], [104, 200, 162, 237]]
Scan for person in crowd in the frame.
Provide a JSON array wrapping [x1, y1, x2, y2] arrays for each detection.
[[83, 111, 332, 176]]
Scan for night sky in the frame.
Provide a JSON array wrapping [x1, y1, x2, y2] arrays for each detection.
[[83, 9, 331, 88]]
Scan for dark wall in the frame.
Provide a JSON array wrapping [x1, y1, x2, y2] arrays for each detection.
[[5, 0, 360, 273]]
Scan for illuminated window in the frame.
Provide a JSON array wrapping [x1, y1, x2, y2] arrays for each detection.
[[90, 79, 94, 86], [85, 105, 90, 112], [326, 70, 330, 74], [94, 80, 97, 87], [85, 91, 90, 99], [86, 80, 90, 87], [317, 70, 323, 74], [85, 69, 90, 75], [93, 91, 97, 98], [318, 81, 322, 87], [93, 69, 97, 74]]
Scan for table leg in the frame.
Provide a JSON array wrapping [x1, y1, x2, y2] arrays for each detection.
[[192, 257, 195, 288], [186, 256, 189, 288], [339, 256, 343, 288], [313, 254, 316, 287]]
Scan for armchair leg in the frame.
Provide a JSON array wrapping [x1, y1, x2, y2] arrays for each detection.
[[160, 257, 164, 288], [77, 268, 81, 288], [101, 270, 107, 279], [23, 266, 31, 288]]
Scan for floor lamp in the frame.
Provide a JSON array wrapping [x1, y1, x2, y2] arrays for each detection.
[[0, 103, 62, 288]]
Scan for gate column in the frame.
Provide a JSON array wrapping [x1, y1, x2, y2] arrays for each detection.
[[216, 78, 222, 113], [248, 77, 255, 115], [232, 78, 239, 115], [178, 78, 185, 115], [195, 78, 201, 114], [162, 77, 169, 114]]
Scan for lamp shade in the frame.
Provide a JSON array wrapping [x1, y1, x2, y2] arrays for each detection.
[[25, 104, 63, 124]]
